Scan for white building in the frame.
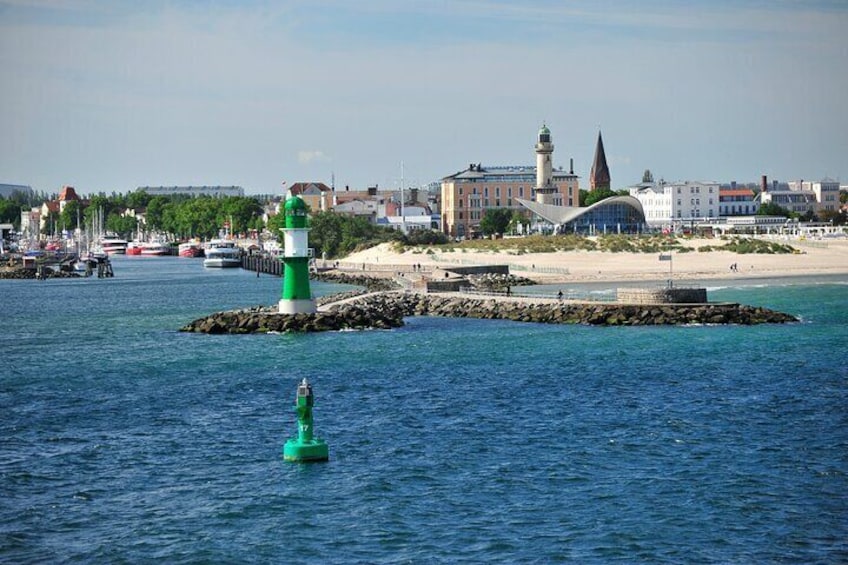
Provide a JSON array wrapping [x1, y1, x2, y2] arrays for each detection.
[[629, 180, 719, 228], [757, 186, 817, 215], [719, 187, 759, 216], [803, 179, 840, 212]]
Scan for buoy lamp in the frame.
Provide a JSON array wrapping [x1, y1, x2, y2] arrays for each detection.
[[278, 195, 316, 314], [283, 378, 329, 462]]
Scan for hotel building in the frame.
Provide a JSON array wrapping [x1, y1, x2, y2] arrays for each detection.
[[440, 125, 578, 238]]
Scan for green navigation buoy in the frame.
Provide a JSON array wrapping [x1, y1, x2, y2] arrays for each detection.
[[283, 378, 329, 462]]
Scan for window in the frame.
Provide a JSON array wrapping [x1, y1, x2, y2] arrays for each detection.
[[508, 187, 512, 197], [484, 187, 489, 197], [519, 187, 524, 197], [495, 187, 500, 197], [459, 188, 463, 196]]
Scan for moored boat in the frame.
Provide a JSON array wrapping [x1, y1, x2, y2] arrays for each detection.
[[99, 237, 128, 255], [178, 242, 203, 258], [203, 240, 242, 268], [140, 241, 171, 256], [126, 241, 143, 255]]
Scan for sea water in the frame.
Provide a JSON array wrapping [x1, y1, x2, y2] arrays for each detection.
[[2, 258, 846, 563]]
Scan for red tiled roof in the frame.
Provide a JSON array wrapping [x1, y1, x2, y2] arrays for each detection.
[[289, 182, 332, 195], [58, 185, 80, 201]]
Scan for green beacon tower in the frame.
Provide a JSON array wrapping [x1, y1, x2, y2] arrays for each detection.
[[283, 378, 329, 462], [278, 194, 316, 314]]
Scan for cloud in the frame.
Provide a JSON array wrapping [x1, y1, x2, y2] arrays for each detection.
[[297, 150, 331, 165]]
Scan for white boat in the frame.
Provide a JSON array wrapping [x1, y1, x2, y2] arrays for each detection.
[[203, 239, 242, 268], [99, 237, 127, 255], [140, 241, 171, 256]]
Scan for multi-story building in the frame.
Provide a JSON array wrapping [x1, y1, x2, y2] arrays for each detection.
[[440, 125, 578, 238], [751, 178, 839, 216], [807, 179, 840, 212], [287, 182, 333, 212], [629, 180, 719, 228], [756, 189, 817, 215], [719, 187, 759, 216], [0, 183, 33, 199]]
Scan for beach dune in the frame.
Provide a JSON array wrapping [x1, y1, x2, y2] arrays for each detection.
[[341, 237, 848, 284]]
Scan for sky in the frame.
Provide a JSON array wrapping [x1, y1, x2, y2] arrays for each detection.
[[1, 0, 847, 196]]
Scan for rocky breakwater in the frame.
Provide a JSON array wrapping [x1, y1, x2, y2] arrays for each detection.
[[0, 265, 79, 279], [466, 272, 536, 291], [181, 292, 797, 334], [180, 303, 405, 334], [329, 293, 798, 326], [312, 271, 400, 291]]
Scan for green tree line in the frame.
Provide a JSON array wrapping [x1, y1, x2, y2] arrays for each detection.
[[266, 209, 448, 259], [77, 191, 267, 239]]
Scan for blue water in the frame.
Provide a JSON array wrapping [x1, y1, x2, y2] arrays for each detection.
[[2, 257, 847, 563]]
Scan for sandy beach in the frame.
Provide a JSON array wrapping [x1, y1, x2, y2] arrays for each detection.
[[341, 237, 848, 284]]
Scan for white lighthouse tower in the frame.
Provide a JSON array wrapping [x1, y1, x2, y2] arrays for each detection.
[[278, 194, 316, 314], [534, 124, 557, 205]]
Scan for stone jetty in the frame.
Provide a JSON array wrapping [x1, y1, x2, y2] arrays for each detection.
[[179, 291, 798, 334], [0, 265, 80, 279]]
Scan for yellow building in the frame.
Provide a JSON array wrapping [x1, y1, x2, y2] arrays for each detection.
[[440, 125, 579, 238]]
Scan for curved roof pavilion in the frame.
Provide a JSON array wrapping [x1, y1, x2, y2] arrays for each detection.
[[517, 195, 647, 234]]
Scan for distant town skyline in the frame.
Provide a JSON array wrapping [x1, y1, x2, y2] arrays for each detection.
[[1, 1, 846, 195]]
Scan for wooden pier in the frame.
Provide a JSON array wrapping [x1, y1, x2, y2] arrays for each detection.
[[241, 254, 282, 276]]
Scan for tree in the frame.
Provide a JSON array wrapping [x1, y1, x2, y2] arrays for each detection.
[[126, 189, 151, 210], [41, 210, 59, 235], [756, 202, 791, 218], [220, 196, 264, 235], [304, 211, 400, 259], [480, 208, 513, 236], [106, 213, 138, 239], [0, 197, 22, 229], [584, 188, 617, 207], [145, 196, 169, 231], [59, 199, 82, 230], [403, 229, 448, 245], [818, 209, 846, 226]]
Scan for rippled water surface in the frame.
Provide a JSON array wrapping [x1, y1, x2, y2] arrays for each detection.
[[2, 258, 847, 563]]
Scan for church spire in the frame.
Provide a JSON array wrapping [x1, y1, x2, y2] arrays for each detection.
[[590, 130, 611, 191]]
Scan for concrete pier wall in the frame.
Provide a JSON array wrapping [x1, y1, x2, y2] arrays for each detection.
[[616, 287, 708, 304]]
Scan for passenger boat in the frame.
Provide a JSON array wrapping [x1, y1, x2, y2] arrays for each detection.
[[178, 242, 203, 258], [99, 237, 128, 255], [140, 241, 171, 256], [203, 240, 242, 268]]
